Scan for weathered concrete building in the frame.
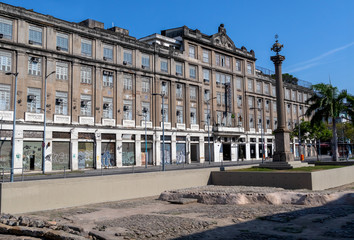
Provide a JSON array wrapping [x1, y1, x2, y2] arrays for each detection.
[[0, 3, 312, 173]]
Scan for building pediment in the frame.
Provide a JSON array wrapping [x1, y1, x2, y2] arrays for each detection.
[[211, 24, 235, 50]]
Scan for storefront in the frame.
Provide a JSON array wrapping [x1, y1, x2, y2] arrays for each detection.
[[141, 135, 153, 165], [101, 133, 116, 167], [238, 138, 246, 161], [176, 136, 187, 164], [0, 140, 11, 169], [23, 141, 43, 171], [190, 136, 200, 162], [250, 138, 256, 159], [204, 137, 214, 162], [52, 132, 71, 170], [122, 134, 135, 166], [78, 132, 95, 169], [160, 135, 171, 164]]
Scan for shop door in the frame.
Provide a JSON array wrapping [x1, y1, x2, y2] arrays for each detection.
[[204, 143, 214, 162], [223, 143, 231, 161], [250, 144, 256, 159], [238, 144, 246, 160], [160, 143, 171, 164], [176, 143, 186, 164], [267, 144, 273, 158], [122, 142, 135, 166], [23, 141, 43, 171], [141, 142, 153, 165], [190, 143, 199, 162], [101, 142, 116, 167], [78, 142, 94, 169], [52, 142, 70, 170]]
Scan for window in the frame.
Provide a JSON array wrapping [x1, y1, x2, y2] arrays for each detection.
[[29, 26, 42, 45], [272, 85, 276, 96], [293, 105, 297, 114], [217, 111, 223, 125], [249, 114, 254, 128], [142, 54, 150, 69], [256, 81, 262, 93], [102, 97, 113, 119], [103, 71, 113, 87], [161, 103, 169, 122], [298, 92, 302, 102], [124, 74, 133, 90], [236, 77, 242, 90], [80, 94, 92, 116], [28, 56, 41, 76], [189, 65, 196, 79], [274, 117, 278, 129], [190, 107, 197, 124], [142, 102, 150, 121], [248, 79, 253, 91], [265, 100, 270, 111], [247, 62, 253, 74], [176, 84, 183, 98], [237, 112, 243, 127], [304, 94, 307, 102], [80, 66, 92, 84], [176, 106, 183, 123], [204, 109, 209, 123], [189, 45, 196, 58], [123, 100, 132, 120], [204, 90, 210, 102], [142, 77, 150, 93], [202, 49, 209, 63], [299, 106, 303, 115], [203, 69, 210, 82], [160, 58, 168, 72], [216, 72, 231, 85], [292, 91, 296, 101], [56, 33, 68, 51], [190, 86, 197, 100], [248, 96, 254, 108], [264, 84, 269, 95], [56, 62, 68, 80], [0, 84, 10, 111], [221, 93, 226, 105], [0, 51, 11, 72], [176, 62, 183, 75], [287, 104, 291, 114], [123, 49, 133, 65], [0, 17, 12, 39], [236, 59, 241, 71], [273, 101, 277, 112], [81, 39, 92, 57], [285, 89, 290, 99], [215, 53, 230, 68], [266, 117, 270, 129], [237, 95, 242, 107], [27, 88, 41, 113], [161, 82, 168, 95], [217, 92, 221, 105], [55, 91, 68, 115], [103, 44, 113, 60]]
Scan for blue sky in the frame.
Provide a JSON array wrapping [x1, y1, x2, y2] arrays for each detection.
[[2, 0, 354, 94]]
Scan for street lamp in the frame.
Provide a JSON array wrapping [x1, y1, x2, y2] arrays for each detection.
[[250, 99, 264, 164], [297, 114, 306, 160], [152, 92, 165, 171], [6, 72, 19, 182], [206, 96, 217, 164], [42, 71, 56, 174]]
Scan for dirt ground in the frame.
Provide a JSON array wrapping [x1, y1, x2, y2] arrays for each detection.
[[14, 182, 353, 240]]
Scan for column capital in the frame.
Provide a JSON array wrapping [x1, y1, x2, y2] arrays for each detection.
[[270, 55, 285, 65]]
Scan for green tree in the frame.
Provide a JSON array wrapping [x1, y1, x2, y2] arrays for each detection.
[[305, 83, 352, 161], [271, 73, 299, 85], [291, 121, 332, 161]]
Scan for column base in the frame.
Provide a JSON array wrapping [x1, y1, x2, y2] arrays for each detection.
[[259, 161, 311, 170], [273, 151, 294, 162]]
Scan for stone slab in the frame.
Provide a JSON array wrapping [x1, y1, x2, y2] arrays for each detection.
[[168, 198, 198, 205], [259, 161, 311, 169]]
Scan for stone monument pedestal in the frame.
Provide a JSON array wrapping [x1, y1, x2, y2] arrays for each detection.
[[259, 161, 311, 170]]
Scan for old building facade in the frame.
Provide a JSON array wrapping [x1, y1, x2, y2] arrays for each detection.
[[0, 3, 312, 172]]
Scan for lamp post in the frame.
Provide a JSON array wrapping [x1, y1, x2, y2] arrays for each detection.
[[140, 108, 149, 168], [206, 96, 217, 164], [297, 114, 305, 160], [152, 93, 165, 171], [250, 99, 264, 164], [42, 71, 56, 174], [6, 72, 19, 182]]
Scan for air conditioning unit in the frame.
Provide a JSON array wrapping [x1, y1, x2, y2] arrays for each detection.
[[203, 79, 209, 82], [250, 118, 253, 122], [123, 105, 129, 111], [81, 101, 87, 107], [55, 98, 64, 105], [30, 57, 39, 63], [162, 82, 166, 86], [0, 34, 3, 39], [176, 110, 180, 116], [103, 57, 107, 61], [28, 40, 34, 45], [142, 65, 145, 69], [142, 107, 148, 113], [103, 103, 110, 109], [177, 84, 181, 89], [27, 95, 36, 102], [56, 46, 61, 51], [190, 112, 195, 117], [123, 61, 127, 65]]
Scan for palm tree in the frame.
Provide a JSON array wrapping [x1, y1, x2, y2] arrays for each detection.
[[305, 83, 351, 161]]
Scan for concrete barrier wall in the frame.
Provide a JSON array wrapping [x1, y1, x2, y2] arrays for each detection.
[[211, 171, 313, 189], [0, 165, 254, 214], [211, 165, 354, 190], [311, 165, 354, 190]]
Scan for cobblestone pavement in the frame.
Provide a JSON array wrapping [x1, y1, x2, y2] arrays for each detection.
[[2, 182, 353, 240]]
